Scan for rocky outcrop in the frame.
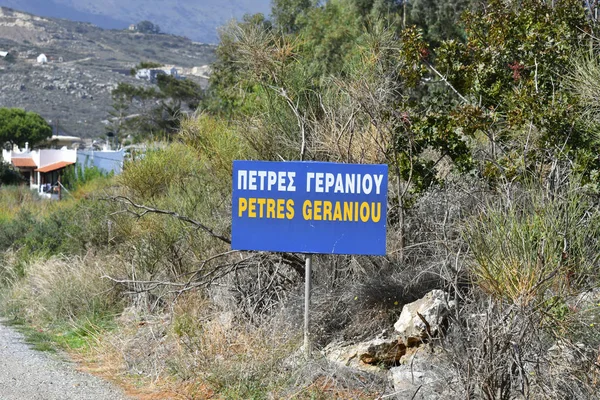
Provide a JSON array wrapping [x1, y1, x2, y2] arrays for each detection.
[[388, 348, 454, 399], [324, 289, 457, 375], [324, 337, 407, 372], [0, 63, 139, 136], [394, 289, 456, 343]]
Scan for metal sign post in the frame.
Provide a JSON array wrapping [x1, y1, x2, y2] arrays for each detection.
[[230, 160, 388, 358], [304, 254, 312, 357]]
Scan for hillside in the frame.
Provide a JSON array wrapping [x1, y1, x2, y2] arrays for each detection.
[[0, 0, 272, 43], [0, 7, 215, 138]]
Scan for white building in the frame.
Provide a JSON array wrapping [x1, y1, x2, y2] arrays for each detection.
[[135, 67, 179, 83], [37, 53, 47, 64], [46, 135, 82, 149], [77, 147, 124, 177], [2, 143, 76, 199], [190, 65, 211, 78], [2, 137, 124, 199]]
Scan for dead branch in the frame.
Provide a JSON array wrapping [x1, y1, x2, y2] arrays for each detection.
[[422, 60, 469, 104], [105, 196, 306, 276], [269, 85, 309, 161], [105, 195, 232, 244], [103, 252, 264, 294]]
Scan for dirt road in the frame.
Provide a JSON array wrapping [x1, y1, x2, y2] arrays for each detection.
[[0, 319, 129, 400]]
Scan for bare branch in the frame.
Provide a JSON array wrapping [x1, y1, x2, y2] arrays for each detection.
[[269, 85, 308, 161], [423, 60, 469, 104], [105, 195, 232, 244]]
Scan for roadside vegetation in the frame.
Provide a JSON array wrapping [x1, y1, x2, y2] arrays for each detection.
[[2, 0, 600, 398]]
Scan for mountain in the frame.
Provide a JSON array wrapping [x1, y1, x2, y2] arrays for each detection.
[[0, 7, 216, 138], [0, 0, 272, 43]]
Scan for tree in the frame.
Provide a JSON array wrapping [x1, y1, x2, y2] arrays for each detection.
[[136, 20, 161, 34], [0, 161, 23, 185], [129, 61, 163, 76], [156, 74, 203, 109], [298, 0, 363, 77], [0, 108, 52, 148], [109, 73, 203, 141], [106, 88, 134, 142], [432, 0, 597, 182], [203, 14, 273, 115], [271, 0, 313, 34], [350, 0, 401, 19]]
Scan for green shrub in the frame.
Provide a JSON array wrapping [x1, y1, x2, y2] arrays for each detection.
[[0, 161, 24, 185], [0, 195, 118, 259], [61, 163, 112, 191], [119, 143, 201, 200], [464, 181, 600, 307], [179, 114, 254, 182], [0, 209, 36, 252]]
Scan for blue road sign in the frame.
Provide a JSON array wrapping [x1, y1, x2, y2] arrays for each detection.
[[231, 161, 388, 255]]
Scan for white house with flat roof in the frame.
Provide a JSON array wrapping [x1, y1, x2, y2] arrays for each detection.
[[2, 143, 76, 199], [135, 66, 179, 83], [2, 136, 124, 199], [45, 135, 82, 149]]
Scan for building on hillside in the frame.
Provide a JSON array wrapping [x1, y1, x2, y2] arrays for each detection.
[[37, 53, 47, 64], [128, 24, 137, 31], [18, 50, 35, 59], [135, 67, 179, 83], [190, 65, 211, 78], [2, 137, 124, 199], [0, 51, 8, 58], [45, 135, 82, 149]]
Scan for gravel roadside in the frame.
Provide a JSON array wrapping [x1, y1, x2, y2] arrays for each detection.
[[0, 319, 130, 400]]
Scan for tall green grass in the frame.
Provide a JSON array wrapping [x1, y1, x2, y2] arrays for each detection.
[[464, 181, 600, 306]]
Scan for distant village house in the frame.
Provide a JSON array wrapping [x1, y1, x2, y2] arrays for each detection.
[[18, 50, 34, 59], [135, 66, 179, 83], [190, 65, 211, 78], [37, 53, 47, 64]]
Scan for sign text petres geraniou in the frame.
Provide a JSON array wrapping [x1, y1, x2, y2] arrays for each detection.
[[231, 161, 388, 255], [236, 169, 385, 222]]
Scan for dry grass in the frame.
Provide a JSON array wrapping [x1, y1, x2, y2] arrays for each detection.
[[567, 51, 600, 123], [78, 289, 389, 399], [0, 185, 51, 220], [85, 291, 304, 399], [0, 253, 124, 324]]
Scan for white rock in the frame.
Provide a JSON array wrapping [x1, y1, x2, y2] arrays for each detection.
[[394, 289, 455, 341], [388, 349, 453, 399], [324, 337, 406, 372]]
